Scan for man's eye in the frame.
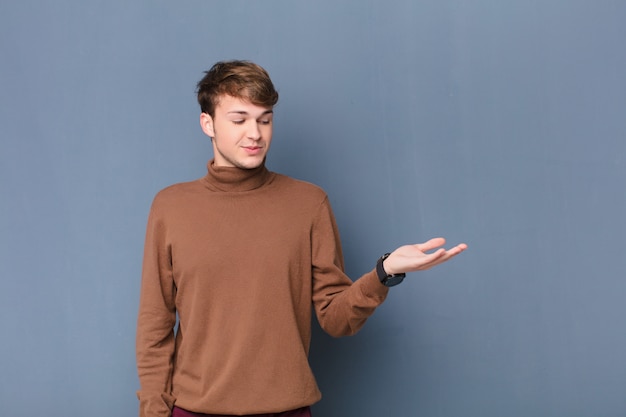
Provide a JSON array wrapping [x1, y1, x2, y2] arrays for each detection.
[[259, 120, 271, 125], [232, 120, 245, 125]]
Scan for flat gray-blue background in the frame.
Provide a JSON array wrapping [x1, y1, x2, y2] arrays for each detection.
[[1, 1, 625, 416]]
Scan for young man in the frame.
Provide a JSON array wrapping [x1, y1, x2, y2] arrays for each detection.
[[136, 60, 467, 417]]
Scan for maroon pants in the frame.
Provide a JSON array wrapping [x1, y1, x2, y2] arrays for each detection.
[[172, 405, 312, 417]]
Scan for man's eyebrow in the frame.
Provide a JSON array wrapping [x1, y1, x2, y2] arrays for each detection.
[[226, 110, 274, 116]]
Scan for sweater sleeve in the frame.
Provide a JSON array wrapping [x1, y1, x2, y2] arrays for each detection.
[[136, 198, 177, 417], [311, 197, 389, 337]]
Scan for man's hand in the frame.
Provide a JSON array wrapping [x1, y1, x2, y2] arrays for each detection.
[[382, 237, 468, 275]]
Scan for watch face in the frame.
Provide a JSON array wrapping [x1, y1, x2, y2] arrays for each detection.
[[383, 275, 405, 287]]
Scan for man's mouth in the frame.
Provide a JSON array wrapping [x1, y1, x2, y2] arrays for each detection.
[[243, 146, 263, 154]]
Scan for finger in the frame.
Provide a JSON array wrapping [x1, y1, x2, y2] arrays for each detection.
[[411, 243, 467, 271], [421, 245, 467, 268], [415, 248, 447, 267], [416, 237, 446, 252], [446, 243, 468, 255], [436, 245, 467, 263]]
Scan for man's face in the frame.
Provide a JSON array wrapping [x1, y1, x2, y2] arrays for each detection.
[[200, 95, 274, 169]]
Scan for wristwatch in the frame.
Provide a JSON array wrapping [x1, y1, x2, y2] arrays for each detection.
[[376, 253, 406, 287]]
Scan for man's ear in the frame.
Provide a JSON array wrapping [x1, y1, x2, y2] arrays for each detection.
[[200, 113, 215, 138]]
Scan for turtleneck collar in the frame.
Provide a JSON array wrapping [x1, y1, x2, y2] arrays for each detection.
[[202, 159, 273, 192]]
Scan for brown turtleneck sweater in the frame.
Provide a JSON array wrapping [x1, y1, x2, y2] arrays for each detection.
[[136, 161, 389, 416]]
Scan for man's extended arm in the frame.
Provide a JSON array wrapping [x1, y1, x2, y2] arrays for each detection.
[[311, 198, 466, 338]]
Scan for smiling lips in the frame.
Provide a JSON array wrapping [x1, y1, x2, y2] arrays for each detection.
[[243, 145, 263, 155]]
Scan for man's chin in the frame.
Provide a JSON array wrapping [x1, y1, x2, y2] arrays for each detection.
[[236, 156, 266, 170], [214, 154, 266, 169]]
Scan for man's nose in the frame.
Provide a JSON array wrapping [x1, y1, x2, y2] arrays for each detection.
[[247, 121, 261, 140]]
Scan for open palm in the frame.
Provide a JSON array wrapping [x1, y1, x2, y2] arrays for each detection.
[[383, 237, 468, 275]]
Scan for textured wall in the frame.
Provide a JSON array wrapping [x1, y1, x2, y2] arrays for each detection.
[[1, 1, 625, 416]]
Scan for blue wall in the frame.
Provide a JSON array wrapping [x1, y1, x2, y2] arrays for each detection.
[[1, 1, 625, 416]]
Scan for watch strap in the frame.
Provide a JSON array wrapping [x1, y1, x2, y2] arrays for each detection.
[[376, 253, 406, 287]]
